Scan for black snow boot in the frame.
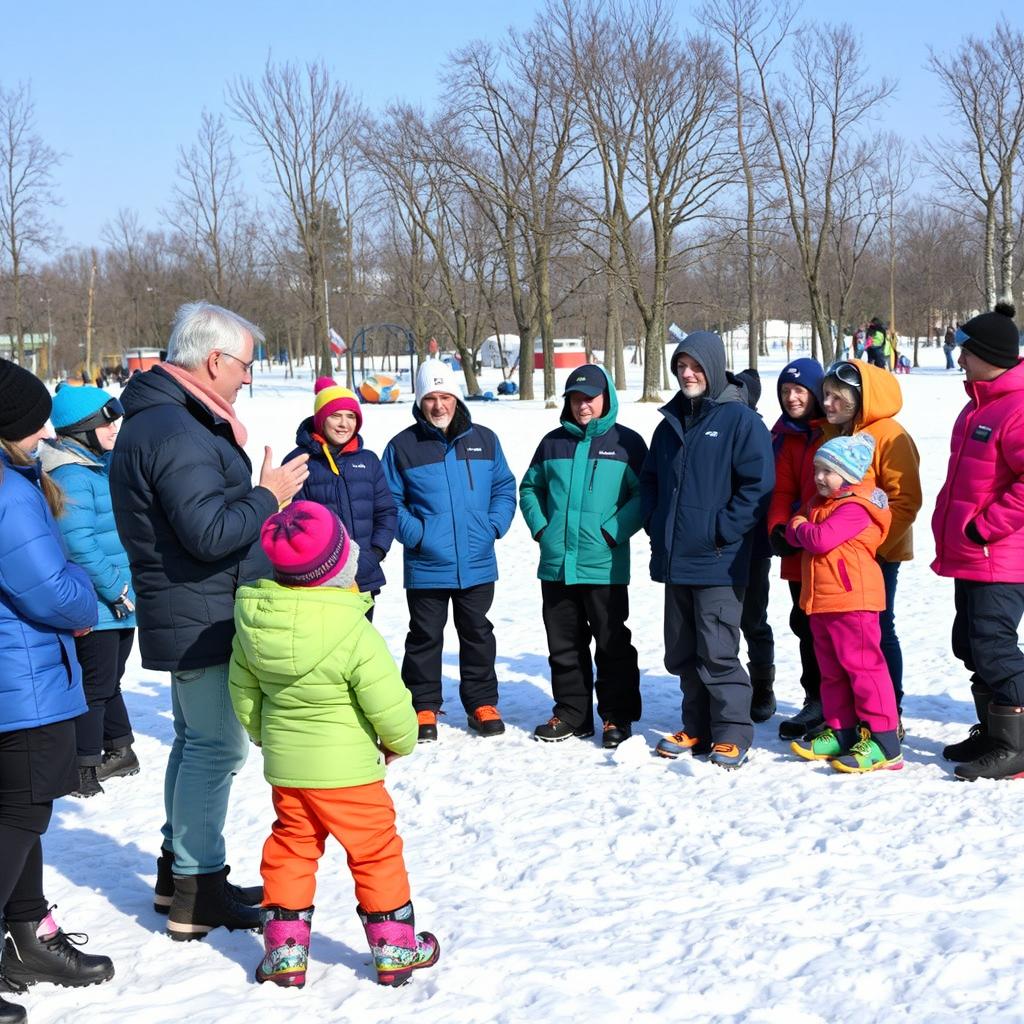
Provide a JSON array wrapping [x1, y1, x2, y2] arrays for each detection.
[[166, 868, 262, 940], [0, 918, 27, 1024], [3, 912, 114, 988], [749, 664, 777, 724], [70, 765, 103, 799], [153, 850, 262, 916], [96, 745, 140, 782], [943, 681, 994, 762], [778, 698, 824, 740], [955, 704, 1024, 782]]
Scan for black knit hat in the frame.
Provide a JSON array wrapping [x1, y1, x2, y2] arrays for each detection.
[[958, 303, 1021, 369], [0, 358, 52, 441]]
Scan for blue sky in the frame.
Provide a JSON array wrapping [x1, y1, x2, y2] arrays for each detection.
[[3, 0, 1017, 246]]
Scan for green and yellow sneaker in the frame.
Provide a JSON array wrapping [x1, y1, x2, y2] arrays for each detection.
[[831, 728, 903, 774], [791, 727, 843, 761]]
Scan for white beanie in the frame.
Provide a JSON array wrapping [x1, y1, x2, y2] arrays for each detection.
[[415, 359, 462, 407]]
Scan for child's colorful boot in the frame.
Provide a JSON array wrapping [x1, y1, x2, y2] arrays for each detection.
[[256, 906, 313, 988], [831, 726, 903, 774], [655, 730, 709, 759], [358, 902, 440, 987], [791, 726, 857, 761]]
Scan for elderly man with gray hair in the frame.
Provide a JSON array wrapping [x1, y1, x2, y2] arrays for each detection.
[[110, 301, 308, 940]]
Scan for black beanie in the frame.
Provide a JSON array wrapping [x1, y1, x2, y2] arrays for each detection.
[[0, 358, 52, 441], [960, 303, 1021, 369]]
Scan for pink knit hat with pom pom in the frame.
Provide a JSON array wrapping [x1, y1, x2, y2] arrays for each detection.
[[260, 501, 355, 587], [313, 377, 362, 436]]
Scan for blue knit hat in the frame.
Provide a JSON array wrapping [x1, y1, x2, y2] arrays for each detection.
[[50, 386, 122, 433], [814, 432, 875, 484], [777, 358, 825, 415]]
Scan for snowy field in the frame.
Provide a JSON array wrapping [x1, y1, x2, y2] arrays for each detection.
[[31, 344, 1024, 1024]]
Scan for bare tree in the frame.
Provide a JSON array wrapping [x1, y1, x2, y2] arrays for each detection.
[[230, 60, 360, 377], [0, 82, 61, 366], [928, 18, 1024, 307]]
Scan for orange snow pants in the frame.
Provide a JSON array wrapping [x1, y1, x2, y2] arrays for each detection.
[[261, 781, 411, 913]]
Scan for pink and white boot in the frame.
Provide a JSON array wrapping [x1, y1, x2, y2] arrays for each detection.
[[255, 906, 313, 988], [357, 902, 440, 987]]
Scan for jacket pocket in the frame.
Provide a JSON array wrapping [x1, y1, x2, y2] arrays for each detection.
[[837, 558, 853, 592], [173, 668, 205, 684]]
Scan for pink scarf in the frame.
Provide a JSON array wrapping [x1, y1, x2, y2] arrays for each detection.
[[161, 363, 248, 447]]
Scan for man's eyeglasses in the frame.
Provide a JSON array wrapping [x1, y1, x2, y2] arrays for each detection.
[[218, 351, 255, 374], [824, 361, 862, 388]]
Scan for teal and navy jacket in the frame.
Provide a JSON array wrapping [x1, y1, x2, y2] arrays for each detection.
[[519, 369, 648, 585], [40, 438, 136, 631], [382, 400, 517, 589]]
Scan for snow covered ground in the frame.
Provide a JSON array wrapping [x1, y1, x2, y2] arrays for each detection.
[[31, 344, 1024, 1024]]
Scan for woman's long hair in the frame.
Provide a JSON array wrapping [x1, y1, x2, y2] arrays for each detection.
[[0, 438, 65, 518]]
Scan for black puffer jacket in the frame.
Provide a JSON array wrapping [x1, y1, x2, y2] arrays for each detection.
[[109, 366, 278, 670]]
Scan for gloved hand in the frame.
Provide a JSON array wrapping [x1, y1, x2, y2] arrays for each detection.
[[112, 585, 135, 620], [769, 525, 800, 557]]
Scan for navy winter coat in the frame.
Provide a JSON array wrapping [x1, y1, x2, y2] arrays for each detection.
[[40, 438, 136, 631], [382, 402, 517, 589], [640, 386, 775, 586], [284, 418, 397, 593], [0, 449, 95, 733], [109, 366, 278, 671]]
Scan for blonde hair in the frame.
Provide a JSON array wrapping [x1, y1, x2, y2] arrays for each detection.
[[0, 439, 66, 519]]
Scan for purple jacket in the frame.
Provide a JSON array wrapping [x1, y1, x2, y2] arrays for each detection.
[[932, 359, 1024, 582]]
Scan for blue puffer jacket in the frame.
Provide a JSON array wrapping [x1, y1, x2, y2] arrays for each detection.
[[39, 438, 136, 630], [284, 419, 397, 593], [640, 386, 775, 586], [382, 401, 517, 589], [0, 449, 96, 733], [110, 366, 278, 671]]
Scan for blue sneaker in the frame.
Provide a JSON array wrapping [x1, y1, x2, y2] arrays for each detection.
[[708, 743, 748, 770]]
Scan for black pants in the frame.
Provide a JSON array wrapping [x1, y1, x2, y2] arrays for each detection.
[[403, 583, 498, 713], [0, 722, 77, 924], [740, 557, 774, 670], [664, 584, 752, 748], [788, 581, 821, 701], [540, 581, 642, 731], [952, 579, 1024, 706], [74, 628, 136, 765]]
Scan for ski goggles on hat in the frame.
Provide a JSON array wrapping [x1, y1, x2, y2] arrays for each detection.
[[100, 398, 124, 422], [954, 327, 972, 347], [824, 361, 862, 388]]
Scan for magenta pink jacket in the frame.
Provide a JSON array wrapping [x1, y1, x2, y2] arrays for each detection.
[[932, 359, 1024, 582]]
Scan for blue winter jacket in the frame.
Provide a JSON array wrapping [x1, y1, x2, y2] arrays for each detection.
[[109, 366, 278, 671], [284, 418, 397, 593], [382, 401, 517, 589], [40, 438, 136, 631], [640, 384, 775, 586], [0, 449, 96, 733]]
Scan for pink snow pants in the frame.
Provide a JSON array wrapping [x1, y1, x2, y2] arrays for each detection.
[[810, 611, 899, 732]]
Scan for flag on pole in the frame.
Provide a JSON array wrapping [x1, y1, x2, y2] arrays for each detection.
[[329, 328, 347, 356]]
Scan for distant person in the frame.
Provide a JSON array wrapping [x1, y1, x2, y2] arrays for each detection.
[[284, 377, 396, 619], [0, 359, 115, 1011], [863, 318, 890, 370], [40, 387, 139, 800], [641, 332, 774, 769], [519, 364, 647, 748], [787, 434, 902, 772], [230, 503, 439, 988], [382, 360, 517, 742], [109, 301, 309, 940], [943, 326, 957, 370], [933, 304, 1024, 781]]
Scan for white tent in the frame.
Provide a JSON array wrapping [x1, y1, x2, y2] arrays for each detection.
[[479, 334, 521, 369]]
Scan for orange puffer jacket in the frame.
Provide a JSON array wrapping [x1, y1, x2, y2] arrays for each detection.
[[822, 362, 921, 562], [788, 483, 892, 615]]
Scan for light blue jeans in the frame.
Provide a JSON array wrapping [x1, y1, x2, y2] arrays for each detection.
[[161, 663, 249, 876]]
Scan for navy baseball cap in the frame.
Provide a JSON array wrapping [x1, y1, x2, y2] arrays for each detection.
[[563, 364, 606, 398]]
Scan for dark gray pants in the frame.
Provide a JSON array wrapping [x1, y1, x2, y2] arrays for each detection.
[[952, 579, 1024, 706], [664, 584, 752, 748]]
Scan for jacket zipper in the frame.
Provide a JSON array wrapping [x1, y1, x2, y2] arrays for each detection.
[[588, 459, 598, 491], [465, 452, 475, 490]]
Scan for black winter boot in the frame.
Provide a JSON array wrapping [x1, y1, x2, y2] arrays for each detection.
[[3, 912, 114, 988], [943, 681, 994, 762], [749, 664, 777, 723], [778, 699, 824, 740], [154, 850, 263, 916], [0, 917, 27, 1024], [954, 705, 1024, 781], [70, 765, 103, 799], [96, 745, 140, 782], [166, 868, 262, 940]]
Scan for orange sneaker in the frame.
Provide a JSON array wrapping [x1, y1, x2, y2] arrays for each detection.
[[468, 705, 505, 738], [655, 730, 708, 759], [416, 710, 438, 743], [709, 743, 748, 769]]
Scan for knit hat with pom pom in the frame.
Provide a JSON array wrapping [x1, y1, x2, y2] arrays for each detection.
[[957, 303, 1021, 369], [260, 500, 359, 588], [313, 377, 362, 436]]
